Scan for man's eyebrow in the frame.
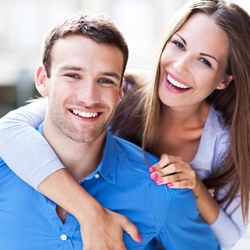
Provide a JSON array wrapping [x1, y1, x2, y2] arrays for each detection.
[[175, 34, 219, 63], [101, 72, 121, 81], [59, 66, 83, 72]]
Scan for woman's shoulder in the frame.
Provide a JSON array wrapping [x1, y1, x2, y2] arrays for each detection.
[[191, 106, 230, 177], [206, 106, 230, 136]]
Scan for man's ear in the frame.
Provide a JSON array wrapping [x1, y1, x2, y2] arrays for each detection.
[[35, 66, 49, 97], [216, 74, 233, 90]]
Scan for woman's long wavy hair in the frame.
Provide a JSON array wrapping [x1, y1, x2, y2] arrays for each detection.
[[140, 0, 250, 222]]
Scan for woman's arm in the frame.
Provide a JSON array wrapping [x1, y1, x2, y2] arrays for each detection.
[[0, 98, 62, 188], [149, 154, 246, 249], [39, 168, 140, 249], [0, 100, 140, 249], [209, 187, 245, 249], [149, 154, 220, 224], [193, 178, 244, 248]]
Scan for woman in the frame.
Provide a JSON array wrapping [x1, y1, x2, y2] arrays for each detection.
[[1, 0, 250, 249]]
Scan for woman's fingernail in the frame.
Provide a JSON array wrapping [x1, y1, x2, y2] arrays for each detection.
[[156, 178, 163, 184], [148, 167, 155, 173], [150, 172, 158, 180], [167, 182, 174, 187], [138, 234, 142, 242]]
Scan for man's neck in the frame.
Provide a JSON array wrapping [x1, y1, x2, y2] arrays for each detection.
[[60, 141, 105, 182], [43, 123, 106, 182]]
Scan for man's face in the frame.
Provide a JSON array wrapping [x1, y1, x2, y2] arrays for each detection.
[[36, 35, 124, 143]]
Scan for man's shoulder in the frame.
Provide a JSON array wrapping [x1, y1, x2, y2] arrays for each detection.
[[111, 135, 197, 206], [0, 157, 7, 169], [112, 134, 159, 165]]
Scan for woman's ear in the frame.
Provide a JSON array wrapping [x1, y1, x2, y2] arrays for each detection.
[[216, 74, 233, 90], [35, 66, 49, 97]]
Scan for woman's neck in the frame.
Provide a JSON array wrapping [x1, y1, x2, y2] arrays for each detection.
[[151, 101, 211, 162]]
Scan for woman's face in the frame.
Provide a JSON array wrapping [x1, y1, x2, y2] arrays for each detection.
[[159, 12, 233, 109]]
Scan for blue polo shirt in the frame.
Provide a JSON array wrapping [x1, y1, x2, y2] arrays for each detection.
[[0, 126, 220, 250]]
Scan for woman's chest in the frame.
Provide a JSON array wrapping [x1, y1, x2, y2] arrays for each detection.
[[152, 124, 203, 163]]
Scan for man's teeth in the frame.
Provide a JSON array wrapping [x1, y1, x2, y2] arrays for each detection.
[[72, 110, 98, 118], [167, 75, 189, 89]]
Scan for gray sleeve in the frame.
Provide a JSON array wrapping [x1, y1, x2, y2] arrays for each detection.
[[0, 99, 65, 190], [211, 132, 246, 248], [210, 186, 246, 249]]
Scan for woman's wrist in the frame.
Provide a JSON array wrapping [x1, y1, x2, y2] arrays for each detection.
[[192, 175, 202, 198]]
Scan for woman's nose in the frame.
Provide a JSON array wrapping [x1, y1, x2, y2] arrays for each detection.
[[173, 54, 190, 74]]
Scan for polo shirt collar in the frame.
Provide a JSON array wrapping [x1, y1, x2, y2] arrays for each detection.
[[37, 123, 118, 184], [94, 131, 119, 184]]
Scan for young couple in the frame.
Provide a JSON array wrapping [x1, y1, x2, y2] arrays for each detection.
[[1, 0, 250, 249]]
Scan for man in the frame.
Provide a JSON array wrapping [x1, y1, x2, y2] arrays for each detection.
[[0, 12, 220, 249]]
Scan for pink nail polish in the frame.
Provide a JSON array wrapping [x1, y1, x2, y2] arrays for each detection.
[[138, 234, 142, 242], [148, 167, 155, 173], [167, 182, 174, 187], [156, 178, 163, 184], [150, 172, 158, 180]]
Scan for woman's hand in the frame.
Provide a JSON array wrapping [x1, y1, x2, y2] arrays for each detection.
[[38, 169, 141, 250], [148, 154, 220, 225], [149, 154, 197, 189], [80, 204, 142, 250]]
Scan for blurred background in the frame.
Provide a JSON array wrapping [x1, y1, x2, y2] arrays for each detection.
[[0, 0, 249, 117], [0, 1, 249, 249]]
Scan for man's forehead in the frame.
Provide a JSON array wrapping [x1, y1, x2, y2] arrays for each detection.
[[50, 36, 123, 77]]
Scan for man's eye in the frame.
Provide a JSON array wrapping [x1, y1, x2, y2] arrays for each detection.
[[65, 74, 79, 79], [99, 78, 113, 84]]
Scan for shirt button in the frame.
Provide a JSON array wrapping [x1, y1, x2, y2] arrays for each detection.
[[95, 173, 100, 178], [60, 234, 67, 241]]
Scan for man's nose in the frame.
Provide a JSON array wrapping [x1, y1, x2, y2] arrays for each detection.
[[76, 80, 100, 104]]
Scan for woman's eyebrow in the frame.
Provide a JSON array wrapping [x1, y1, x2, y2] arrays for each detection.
[[200, 53, 219, 63], [176, 33, 186, 45], [175, 33, 219, 63]]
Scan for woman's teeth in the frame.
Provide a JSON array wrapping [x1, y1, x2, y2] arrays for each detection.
[[167, 75, 190, 89]]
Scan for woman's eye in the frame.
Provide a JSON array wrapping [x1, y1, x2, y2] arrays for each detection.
[[199, 58, 212, 68], [173, 41, 185, 50]]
